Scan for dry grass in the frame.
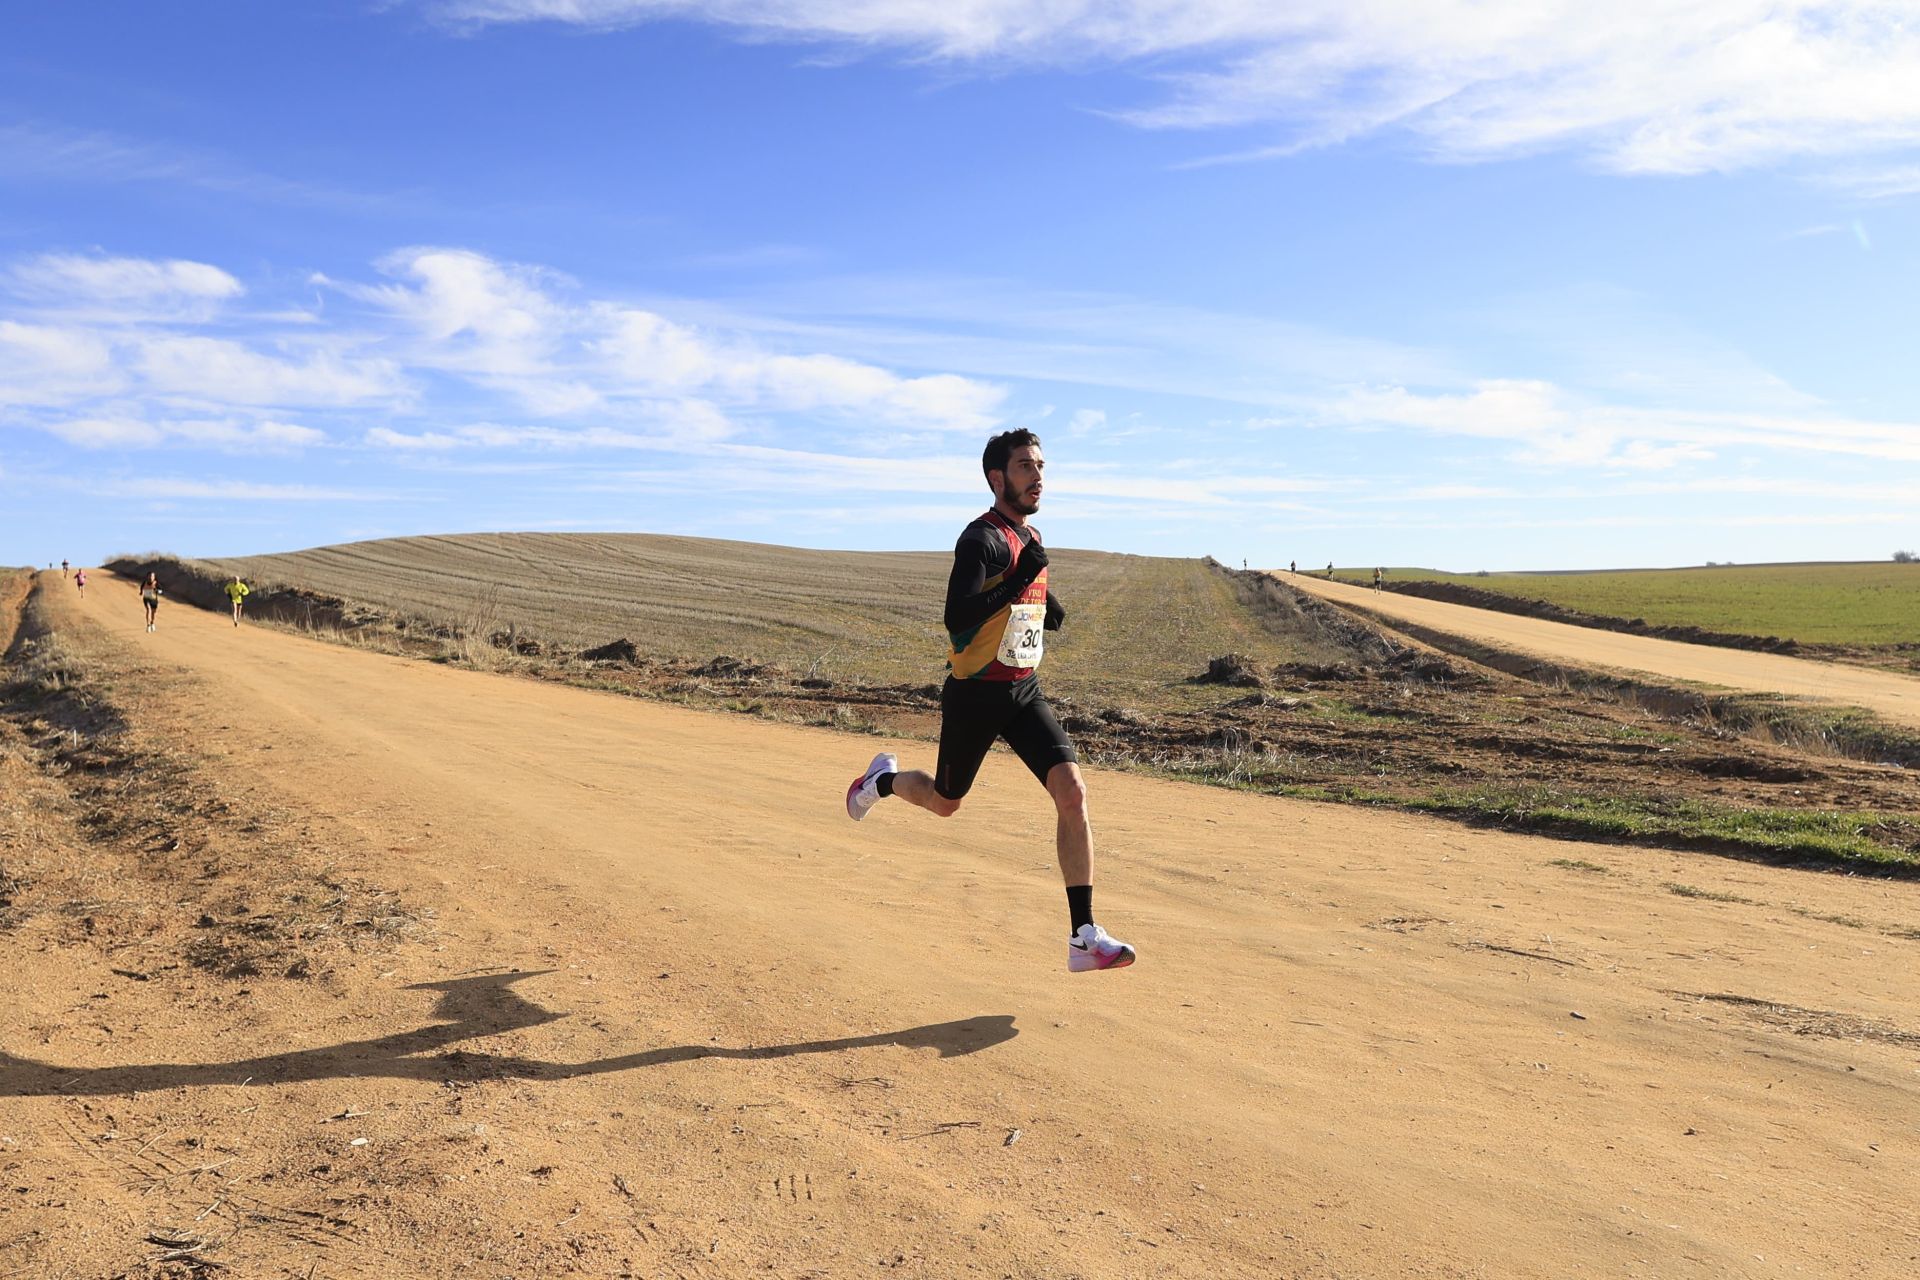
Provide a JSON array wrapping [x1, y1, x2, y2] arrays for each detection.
[[208, 533, 1325, 706], [4, 632, 88, 699]]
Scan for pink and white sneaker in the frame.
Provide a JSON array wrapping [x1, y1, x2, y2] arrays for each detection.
[[845, 752, 897, 821], [1068, 923, 1136, 972]]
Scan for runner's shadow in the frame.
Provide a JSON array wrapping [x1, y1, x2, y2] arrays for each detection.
[[0, 971, 1018, 1097]]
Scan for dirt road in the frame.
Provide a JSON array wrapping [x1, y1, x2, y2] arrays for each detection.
[[6, 574, 1919, 1278], [1286, 573, 1920, 732]]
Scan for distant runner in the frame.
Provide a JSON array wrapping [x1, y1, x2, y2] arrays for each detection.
[[139, 573, 162, 633], [61, 559, 69, 578], [225, 575, 251, 626], [844, 429, 1135, 973], [73, 568, 86, 597], [1373, 567, 1383, 591]]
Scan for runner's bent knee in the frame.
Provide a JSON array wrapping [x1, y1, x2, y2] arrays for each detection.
[[1046, 763, 1088, 813]]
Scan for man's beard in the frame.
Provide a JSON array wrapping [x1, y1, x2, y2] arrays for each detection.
[[999, 478, 1039, 516]]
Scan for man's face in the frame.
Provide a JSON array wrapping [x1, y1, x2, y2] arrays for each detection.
[[994, 445, 1045, 516]]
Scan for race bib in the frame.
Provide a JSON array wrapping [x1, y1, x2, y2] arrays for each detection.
[[997, 602, 1046, 669]]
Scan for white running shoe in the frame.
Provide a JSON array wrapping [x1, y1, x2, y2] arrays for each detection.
[[1068, 923, 1136, 972], [844, 752, 897, 821]]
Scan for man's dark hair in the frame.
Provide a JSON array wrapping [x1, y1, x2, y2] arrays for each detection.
[[982, 429, 1042, 480]]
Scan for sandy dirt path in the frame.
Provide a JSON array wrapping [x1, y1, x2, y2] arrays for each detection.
[[1285, 573, 1920, 732], [8, 575, 1919, 1279]]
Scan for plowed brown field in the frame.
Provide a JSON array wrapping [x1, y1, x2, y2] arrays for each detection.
[[3, 572, 1917, 1279]]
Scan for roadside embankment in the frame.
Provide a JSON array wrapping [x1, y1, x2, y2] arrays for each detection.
[[104, 553, 390, 635]]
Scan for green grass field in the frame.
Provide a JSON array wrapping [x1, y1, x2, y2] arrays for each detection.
[[1359, 562, 1920, 647]]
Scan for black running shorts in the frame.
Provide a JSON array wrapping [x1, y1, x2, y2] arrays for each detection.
[[934, 676, 1078, 801]]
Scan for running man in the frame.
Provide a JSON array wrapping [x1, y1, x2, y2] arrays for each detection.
[[139, 572, 162, 632], [61, 558, 69, 578], [1373, 567, 1383, 591], [844, 429, 1135, 973], [225, 575, 250, 626], [73, 567, 86, 597]]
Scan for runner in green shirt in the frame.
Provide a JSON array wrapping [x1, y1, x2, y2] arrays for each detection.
[[224, 576, 250, 627]]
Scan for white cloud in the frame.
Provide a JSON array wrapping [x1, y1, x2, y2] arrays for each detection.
[[336, 246, 1006, 430], [45, 416, 165, 448], [168, 419, 328, 450], [691, 273, 1454, 406], [1, 256, 408, 421], [353, 248, 572, 378], [83, 477, 390, 502], [422, 2, 1920, 181], [132, 335, 407, 407], [1067, 408, 1107, 436], [366, 411, 733, 451], [0, 321, 121, 406], [1397, 484, 1516, 501], [11, 253, 242, 307], [1824, 163, 1920, 198], [4, 245, 1009, 477], [594, 307, 720, 391], [43, 414, 326, 452], [366, 426, 471, 450], [1330, 378, 1920, 466], [572, 441, 1327, 512]]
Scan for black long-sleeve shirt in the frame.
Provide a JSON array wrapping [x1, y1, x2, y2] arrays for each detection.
[[943, 515, 1062, 637]]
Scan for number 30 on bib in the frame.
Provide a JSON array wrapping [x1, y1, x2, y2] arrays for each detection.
[[997, 602, 1046, 669]]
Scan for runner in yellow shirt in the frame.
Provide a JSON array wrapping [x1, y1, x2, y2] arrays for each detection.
[[224, 576, 250, 627]]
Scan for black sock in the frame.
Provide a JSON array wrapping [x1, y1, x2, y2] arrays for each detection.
[[875, 772, 895, 798], [1066, 884, 1093, 934]]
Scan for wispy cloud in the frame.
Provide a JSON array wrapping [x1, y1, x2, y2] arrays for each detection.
[[6, 245, 1012, 461], [77, 476, 395, 502], [0, 121, 411, 212], [562, 440, 1327, 512], [1820, 162, 1920, 199], [671, 272, 1457, 405], [132, 336, 408, 407], [45, 416, 326, 452], [419, 2, 1920, 183], [323, 246, 1007, 431], [8, 252, 243, 323], [0, 320, 120, 407], [2, 249, 407, 433], [13, 243, 1916, 536], [1328, 378, 1920, 466]]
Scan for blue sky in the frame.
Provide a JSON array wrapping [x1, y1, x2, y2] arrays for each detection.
[[4, 1, 1918, 571]]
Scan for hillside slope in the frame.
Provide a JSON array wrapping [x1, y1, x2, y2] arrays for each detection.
[[203, 532, 1354, 698]]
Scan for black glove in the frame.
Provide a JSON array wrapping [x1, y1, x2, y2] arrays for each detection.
[[1020, 535, 1049, 573], [1044, 595, 1066, 631]]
